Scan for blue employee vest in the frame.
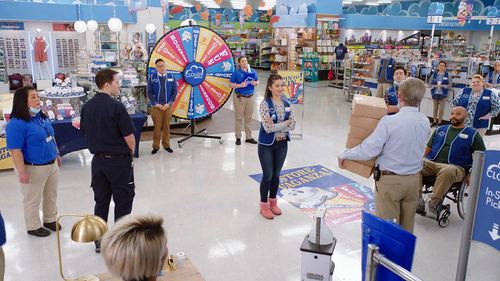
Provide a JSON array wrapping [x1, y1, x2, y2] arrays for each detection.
[[148, 72, 176, 105], [378, 58, 395, 82], [230, 68, 258, 96], [258, 98, 291, 146], [427, 125, 477, 168], [457, 88, 493, 129], [386, 85, 398, 106], [0, 212, 5, 246], [430, 71, 450, 99], [487, 71, 500, 84]]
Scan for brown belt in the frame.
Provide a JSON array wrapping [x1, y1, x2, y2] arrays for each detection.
[[276, 136, 287, 141], [381, 170, 398, 176]]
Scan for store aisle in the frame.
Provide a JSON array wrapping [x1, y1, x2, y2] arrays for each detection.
[[0, 73, 499, 281]]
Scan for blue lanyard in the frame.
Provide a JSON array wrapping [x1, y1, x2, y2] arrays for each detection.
[[32, 116, 51, 137]]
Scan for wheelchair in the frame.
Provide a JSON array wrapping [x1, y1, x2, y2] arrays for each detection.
[[417, 173, 470, 227]]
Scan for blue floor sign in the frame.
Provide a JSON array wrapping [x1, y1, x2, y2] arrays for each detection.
[[472, 150, 500, 251]]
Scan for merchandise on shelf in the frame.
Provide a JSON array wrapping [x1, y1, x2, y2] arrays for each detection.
[[302, 52, 320, 82], [40, 78, 85, 98]]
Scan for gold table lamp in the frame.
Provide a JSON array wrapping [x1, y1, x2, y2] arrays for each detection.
[[56, 214, 108, 281]]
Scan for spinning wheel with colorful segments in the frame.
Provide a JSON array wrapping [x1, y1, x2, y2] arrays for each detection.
[[147, 25, 235, 121]]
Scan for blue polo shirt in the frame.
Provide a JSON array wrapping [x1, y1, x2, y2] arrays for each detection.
[[6, 115, 58, 164], [230, 68, 258, 96]]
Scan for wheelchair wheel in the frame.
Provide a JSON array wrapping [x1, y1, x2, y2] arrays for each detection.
[[457, 182, 469, 220], [438, 215, 450, 228]]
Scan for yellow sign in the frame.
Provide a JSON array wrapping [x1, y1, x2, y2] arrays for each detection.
[[0, 138, 13, 170]]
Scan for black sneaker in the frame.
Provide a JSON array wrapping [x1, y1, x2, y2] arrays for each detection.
[[95, 240, 101, 253], [43, 222, 62, 231], [235, 138, 241, 145], [245, 138, 258, 144], [27, 227, 51, 237], [164, 147, 174, 153], [431, 122, 437, 128], [151, 148, 159, 154]]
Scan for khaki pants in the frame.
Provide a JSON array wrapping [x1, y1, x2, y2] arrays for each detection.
[[476, 128, 487, 136], [375, 173, 421, 233], [422, 159, 465, 201], [376, 83, 392, 98], [16, 162, 58, 231], [0, 246, 4, 281], [151, 106, 173, 150], [233, 95, 255, 139], [432, 99, 446, 123]]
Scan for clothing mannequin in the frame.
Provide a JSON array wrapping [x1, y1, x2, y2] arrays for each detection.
[[31, 30, 50, 80]]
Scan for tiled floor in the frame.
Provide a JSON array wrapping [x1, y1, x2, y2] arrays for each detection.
[[0, 71, 499, 281]]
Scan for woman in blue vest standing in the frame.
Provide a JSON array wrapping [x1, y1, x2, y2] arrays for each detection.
[[452, 74, 500, 135], [485, 61, 500, 89], [430, 61, 451, 127], [257, 74, 296, 220]]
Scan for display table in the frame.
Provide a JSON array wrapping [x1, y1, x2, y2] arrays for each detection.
[[0, 137, 13, 170], [96, 257, 205, 281], [53, 113, 147, 158]]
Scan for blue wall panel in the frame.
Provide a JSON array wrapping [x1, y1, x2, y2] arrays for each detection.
[[0, 2, 136, 23], [340, 14, 493, 31]]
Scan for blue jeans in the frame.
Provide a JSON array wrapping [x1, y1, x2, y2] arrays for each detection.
[[258, 141, 288, 202]]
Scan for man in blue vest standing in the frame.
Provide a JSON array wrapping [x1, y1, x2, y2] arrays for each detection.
[[383, 66, 406, 115], [148, 59, 178, 154], [421, 106, 485, 213], [230, 56, 259, 145]]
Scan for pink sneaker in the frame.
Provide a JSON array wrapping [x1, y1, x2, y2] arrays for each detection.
[[259, 201, 274, 220], [269, 198, 282, 216]]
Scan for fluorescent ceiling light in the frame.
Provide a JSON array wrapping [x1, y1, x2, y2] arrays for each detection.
[[366, 2, 379, 6], [378, 0, 391, 4], [343, 1, 353, 4]]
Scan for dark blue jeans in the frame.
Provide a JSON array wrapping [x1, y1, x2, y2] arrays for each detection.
[[258, 141, 288, 202]]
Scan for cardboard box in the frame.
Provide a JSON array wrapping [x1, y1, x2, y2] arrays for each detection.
[[352, 95, 387, 119], [349, 116, 381, 132], [343, 160, 374, 178], [346, 136, 364, 148], [348, 126, 373, 140]]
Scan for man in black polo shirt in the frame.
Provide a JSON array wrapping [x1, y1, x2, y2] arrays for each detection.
[[80, 68, 136, 253]]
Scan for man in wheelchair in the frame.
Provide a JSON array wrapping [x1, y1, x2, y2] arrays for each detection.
[[421, 106, 486, 214]]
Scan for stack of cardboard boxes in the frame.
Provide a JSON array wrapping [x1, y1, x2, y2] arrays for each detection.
[[343, 95, 388, 178]]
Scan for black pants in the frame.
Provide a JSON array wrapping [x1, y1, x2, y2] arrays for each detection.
[[258, 141, 288, 202], [91, 155, 135, 222]]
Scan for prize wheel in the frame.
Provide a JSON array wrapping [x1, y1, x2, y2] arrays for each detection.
[[147, 25, 235, 120]]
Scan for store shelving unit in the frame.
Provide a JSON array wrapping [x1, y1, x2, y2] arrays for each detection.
[[343, 59, 373, 101], [270, 37, 288, 71], [316, 16, 340, 80], [302, 52, 319, 82], [0, 49, 6, 84], [259, 43, 273, 70], [96, 25, 119, 67]]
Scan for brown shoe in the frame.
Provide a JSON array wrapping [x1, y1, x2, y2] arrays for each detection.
[[43, 222, 62, 231]]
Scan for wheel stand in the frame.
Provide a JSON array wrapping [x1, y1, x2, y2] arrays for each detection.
[[171, 120, 223, 148]]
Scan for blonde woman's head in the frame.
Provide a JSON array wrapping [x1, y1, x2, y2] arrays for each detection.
[[101, 214, 168, 281], [471, 74, 484, 92]]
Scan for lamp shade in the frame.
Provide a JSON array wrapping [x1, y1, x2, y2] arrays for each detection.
[[74, 20, 87, 33], [145, 23, 156, 34], [70, 215, 107, 243], [87, 20, 98, 31], [108, 17, 123, 32]]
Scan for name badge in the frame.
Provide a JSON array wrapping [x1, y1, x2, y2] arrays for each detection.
[[458, 133, 468, 139], [483, 96, 490, 100], [285, 107, 291, 112], [46, 135, 53, 143], [271, 114, 277, 120], [443, 77, 447, 80], [388, 65, 393, 67], [167, 78, 173, 82]]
